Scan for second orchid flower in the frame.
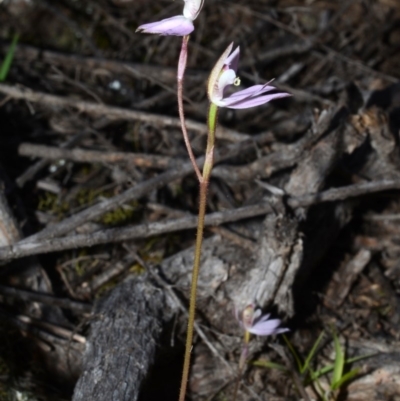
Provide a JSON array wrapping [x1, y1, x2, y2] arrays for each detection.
[[208, 43, 291, 109], [238, 304, 289, 337]]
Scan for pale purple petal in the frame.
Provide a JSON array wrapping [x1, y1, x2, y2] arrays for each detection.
[[224, 46, 240, 73], [248, 318, 285, 336], [256, 313, 271, 323], [225, 92, 291, 109], [136, 15, 194, 36]]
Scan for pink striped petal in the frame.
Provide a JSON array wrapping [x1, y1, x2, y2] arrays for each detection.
[[224, 92, 291, 109], [225, 84, 276, 100]]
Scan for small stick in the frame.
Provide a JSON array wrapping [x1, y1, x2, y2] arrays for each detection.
[[0, 284, 92, 313], [19, 143, 180, 169]]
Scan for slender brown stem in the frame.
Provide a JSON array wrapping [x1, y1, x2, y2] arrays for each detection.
[[178, 103, 219, 401], [178, 179, 208, 401], [177, 35, 202, 182]]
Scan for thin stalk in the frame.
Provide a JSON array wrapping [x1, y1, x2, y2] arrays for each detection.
[[178, 103, 219, 401], [233, 332, 250, 401], [177, 35, 202, 182]]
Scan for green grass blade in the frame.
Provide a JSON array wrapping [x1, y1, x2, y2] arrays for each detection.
[[309, 353, 375, 383], [309, 366, 329, 401], [331, 368, 360, 390], [0, 33, 19, 82], [283, 334, 303, 372], [331, 331, 345, 389], [302, 331, 324, 374], [309, 363, 335, 382], [252, 360, 288, 372], [345, 353, 377, 364]]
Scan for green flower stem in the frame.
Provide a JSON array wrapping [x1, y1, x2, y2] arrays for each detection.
[[178, 103, 219, 401]]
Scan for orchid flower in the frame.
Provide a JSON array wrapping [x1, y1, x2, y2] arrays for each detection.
[[208, 43, 291, 109], [136, 0, 204, 36], [237, 304, 289, 337]]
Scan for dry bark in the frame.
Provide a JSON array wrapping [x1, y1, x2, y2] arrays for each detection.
[[72, 275, 170, 401]]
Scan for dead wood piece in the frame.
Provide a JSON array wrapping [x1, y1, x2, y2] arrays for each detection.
[[72, 275, 169, 401], [324, 248, 372, 309], [246, 108, 351, 316], [236, 212, 303, 317], [285, 107, 350, 198], [0, 83, 248, 143], [19, 143, 180, 170]]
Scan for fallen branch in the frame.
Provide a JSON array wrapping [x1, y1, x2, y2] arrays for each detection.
[[1, 178, 400, 261], [0, 203, 274, 260]]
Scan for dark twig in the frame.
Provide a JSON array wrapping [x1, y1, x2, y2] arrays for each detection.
[[287, 179, 400, 208], [0, 284, 92, 313]]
